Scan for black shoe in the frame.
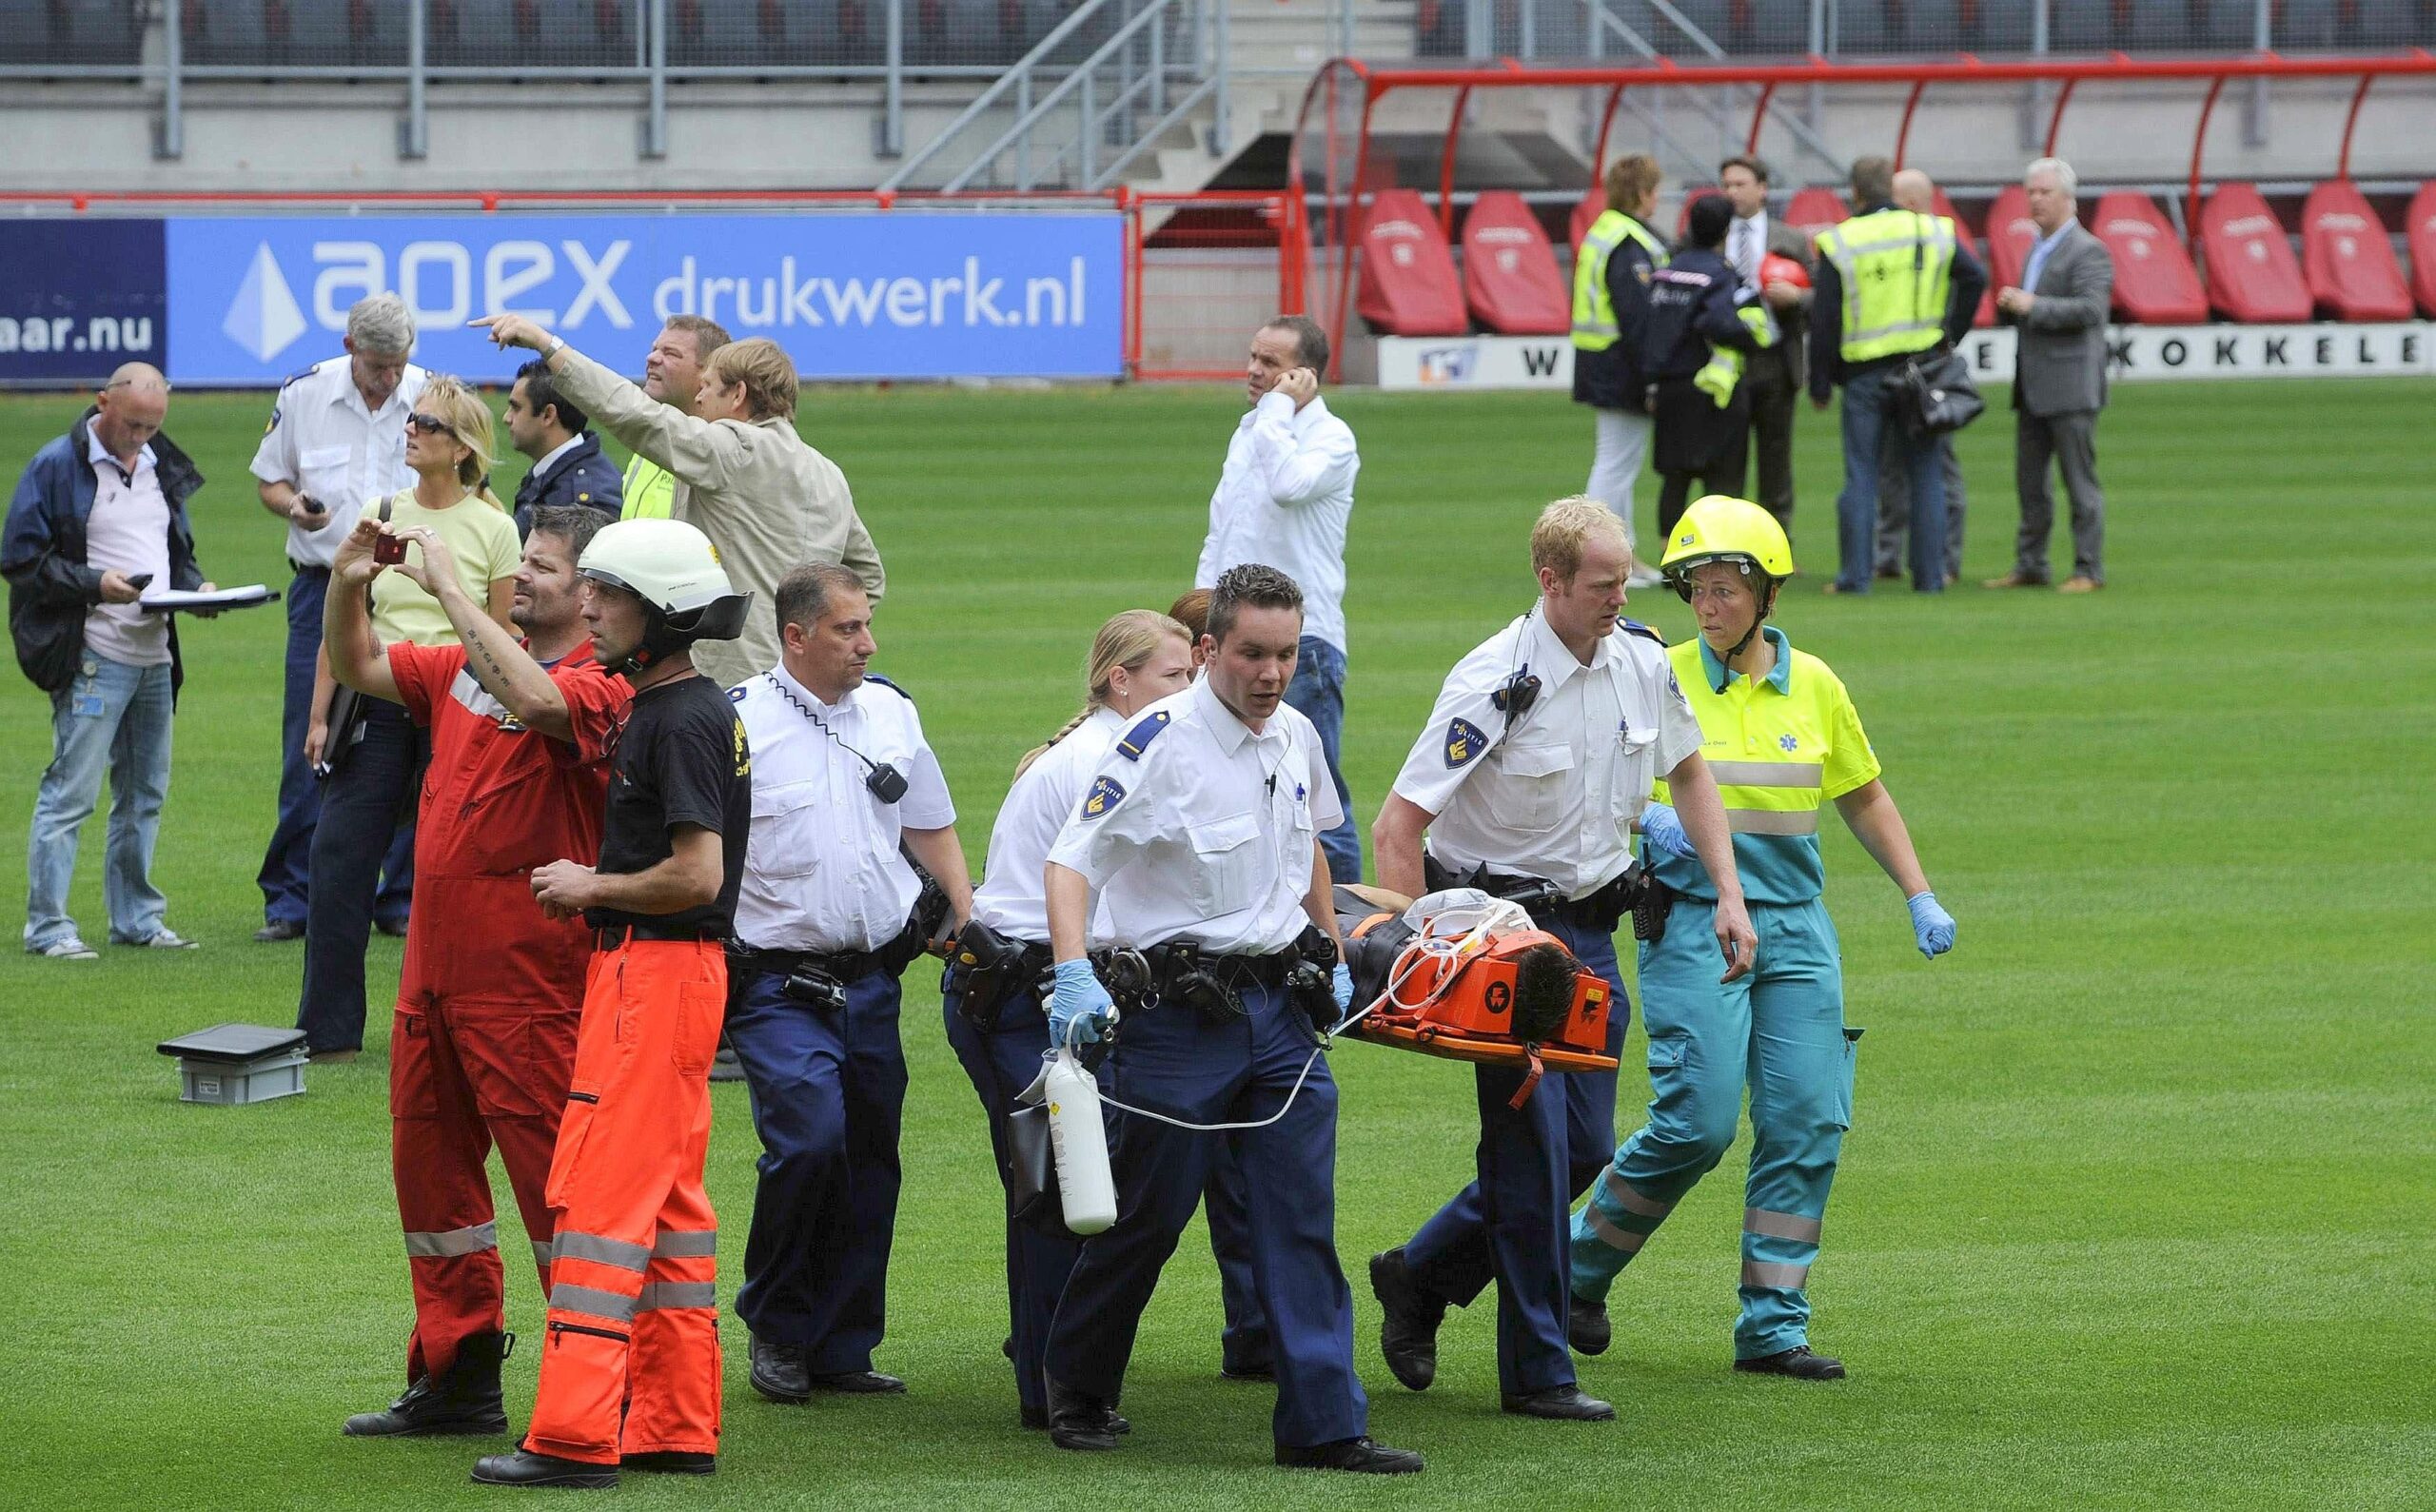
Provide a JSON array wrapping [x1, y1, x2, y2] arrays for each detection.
[[1367, 1248, 1444, 1392], [344, 1331, 511, 1437], [1044, 1378, 1120, 1452], [1023, 1402, 1130, 1434], [1220, 1362, 1275, 1383], [620, 1451, 715, 1475], [253, 919, 304, 943], [1501, 1384, 1616, 1422], [376, 915, 410, 938], [469, 1449, 618, 1488], [1274, 1437, 1425, 1475], [708, 1042, 746, 1084], [805, 1369, 905, 1394], [1734, 1345, 1846, 1381], [1567, 1293, 1611, 1357], [1001, 1333, 1015, 1362], [748, 1335, 811, 1404]]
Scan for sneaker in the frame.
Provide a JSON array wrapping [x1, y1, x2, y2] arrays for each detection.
[[112, 929, 199, 950], [1734, 1345, 1846, 1381], [2056, 575, 2102, 594], [31, 937, 98, 961]]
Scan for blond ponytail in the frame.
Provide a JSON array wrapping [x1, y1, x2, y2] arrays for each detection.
[[1012, 609, 1191, 781]]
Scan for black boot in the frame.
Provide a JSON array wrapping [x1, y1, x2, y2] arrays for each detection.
[[1734, 1345, 1846, 1381], [1274, 1437, 1425, 1474], [469, 1449, 619, 1488], [1501, 1384, 1617, 1421], [1367, 1249, 1445, 1392], [620, 1451, 716, 1475], [749, 1334, 812, 1404], [344, 1331, 511, 1437], [1044, 1378, 1121, 1452], [804, 1369, 905, 1394], [1567, 1293, 1612, 1356], [1023, 1401, 1130, 1434]]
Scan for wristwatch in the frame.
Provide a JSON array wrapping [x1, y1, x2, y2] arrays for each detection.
[[542, 334, 565, 359]]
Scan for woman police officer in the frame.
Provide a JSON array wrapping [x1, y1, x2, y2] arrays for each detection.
[[943, 610, 1195, 1431], [1566, 495, 1956, 1380]]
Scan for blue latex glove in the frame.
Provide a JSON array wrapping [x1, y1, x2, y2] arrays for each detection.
[[1050, 958, 1115, 1047], [1332, 962, 1355, 1014], [1907, 891, 1956, 959], [1639, 801, 1697, 860]]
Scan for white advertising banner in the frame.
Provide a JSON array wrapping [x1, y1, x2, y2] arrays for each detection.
[[1375, 322, 2436, 391]]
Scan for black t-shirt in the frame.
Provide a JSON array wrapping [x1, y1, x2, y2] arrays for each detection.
[[588, 673, 752, 934]]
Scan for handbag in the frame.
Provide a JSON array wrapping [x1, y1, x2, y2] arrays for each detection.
[[1894, 343, 1984, 436], [1004, 1102, 1069, 1236]]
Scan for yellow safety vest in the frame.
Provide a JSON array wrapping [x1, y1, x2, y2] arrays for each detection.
[[621, 451, 675, 520], [1571, 210, 1669, 351], [1814, 207, 1956, 363]]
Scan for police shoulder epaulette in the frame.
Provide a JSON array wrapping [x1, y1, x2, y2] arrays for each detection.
[[864, 673, 913, 701], [279, 362, 324, 389], [1115, 709, 1171, 760], [1619, 619, 1667, 646]]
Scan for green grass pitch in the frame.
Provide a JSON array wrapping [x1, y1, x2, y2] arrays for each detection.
[[0, 377, 2428, 1509]]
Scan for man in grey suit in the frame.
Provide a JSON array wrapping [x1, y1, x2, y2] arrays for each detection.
[[1874, 168, 1970, 586], [1719, 155, 1812, 536], [1987, 156, 2113, 593]]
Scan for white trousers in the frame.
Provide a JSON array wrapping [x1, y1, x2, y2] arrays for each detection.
[[1585, 408, 1653, 550]]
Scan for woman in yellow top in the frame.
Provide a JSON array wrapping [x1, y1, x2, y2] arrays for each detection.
[[297, 375, 522, 1061], [1568, 495, 1955, 1382]]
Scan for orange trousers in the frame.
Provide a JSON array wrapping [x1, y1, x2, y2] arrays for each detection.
[[522, 937, 726, 1465]]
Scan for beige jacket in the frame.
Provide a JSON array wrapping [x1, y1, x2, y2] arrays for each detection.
[[548, 346, 885, 688]]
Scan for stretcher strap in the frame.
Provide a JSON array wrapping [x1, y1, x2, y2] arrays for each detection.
[[1504, 1047, 1545, 1111]]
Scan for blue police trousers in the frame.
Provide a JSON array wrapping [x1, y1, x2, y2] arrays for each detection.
[[1404, 915, 1626, 1395], [940, 972, 1082, 1416], [1043, 984, 1366, 1449], [1570, 896, 1856, 1360], [728, 963, 906, 1373]]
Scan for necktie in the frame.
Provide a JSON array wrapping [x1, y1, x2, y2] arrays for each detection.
[[1732, 219, 1757, 286]]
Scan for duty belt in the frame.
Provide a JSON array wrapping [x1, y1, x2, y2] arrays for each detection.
[[1423, 854, 1646, 933], [595, 922, 724, 949], [725, 940, 892, 984]]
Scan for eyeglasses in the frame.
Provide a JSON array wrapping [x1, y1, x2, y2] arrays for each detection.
[[406, 412, 457, 438]]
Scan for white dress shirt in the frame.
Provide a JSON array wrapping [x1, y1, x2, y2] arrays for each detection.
[[1048, 677, 1341, 955], [1729, 208, 1770, 289], [729, 665, 956, 953], [248, 357, 427, 568], [80, 431, 170, 667], [970, 705, 1125, 946], [1194, 390, 1360, 654], [1390, 609, 1704, 901]]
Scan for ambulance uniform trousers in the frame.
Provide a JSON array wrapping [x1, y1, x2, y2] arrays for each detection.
[[1403, 916, 1626, 1396], [1044, 982, 1367, 1449], [1569, 896, 1855, 1361], [940, 970, 1079, 1417], [523, 938, 723, 1465], [727, 962, 905, 1373], [389, 875, 585, 1384]]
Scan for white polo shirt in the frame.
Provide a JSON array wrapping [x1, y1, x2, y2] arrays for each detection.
[[1047, 676, 1340, 955], [729, 665, 956, 953], [1194, 390, 1360, 655], [80, 431, 171, 668], [249, 357, 427, 568], [1390, 609, 1704, 901], [969, 705, 1124, 946]]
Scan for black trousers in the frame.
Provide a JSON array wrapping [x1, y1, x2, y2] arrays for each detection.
[[1742, 354, 1799, 534]]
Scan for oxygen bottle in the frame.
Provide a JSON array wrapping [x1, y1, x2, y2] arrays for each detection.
[[1043, 1048, 1117, 1235]]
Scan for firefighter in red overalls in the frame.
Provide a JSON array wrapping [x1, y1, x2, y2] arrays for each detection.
[[324, 505, 633, 1442]]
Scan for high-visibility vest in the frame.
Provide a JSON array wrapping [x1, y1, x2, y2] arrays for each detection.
[[621, 452, 675, 520], [1571, 210, 1670, 351], [1814, 207, 1956, 363]]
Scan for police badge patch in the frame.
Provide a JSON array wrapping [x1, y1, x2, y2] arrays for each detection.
[[1444, 717, 1488, 769], [1082, 776, 1127, 819]]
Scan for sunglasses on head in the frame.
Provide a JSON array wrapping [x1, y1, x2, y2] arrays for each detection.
[[406, 412, 457, 438]]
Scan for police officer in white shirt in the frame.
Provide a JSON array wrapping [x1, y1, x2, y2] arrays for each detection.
[[1036, 564, 1422, 1476], [1365, 497, 1757, 1418], [945, 608, 1195, 1432], [724, 561, 972, 1404], [247, 293, 426, 942], [1194, 316, 1363, 884]]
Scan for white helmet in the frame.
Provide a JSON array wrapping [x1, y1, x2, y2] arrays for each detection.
[[577, 518, 751, 668]]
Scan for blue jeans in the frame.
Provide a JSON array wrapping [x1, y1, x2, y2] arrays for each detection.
[[256, 568, 411, 929], [1833, 365, 1949, 594], [25, 652, 174, 950], [294, 698, 424, 1053], [1285, 635, 1362, 884]]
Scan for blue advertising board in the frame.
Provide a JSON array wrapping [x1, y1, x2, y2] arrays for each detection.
[[165, 212, 1124, 385], [0, 220, 168, 385]]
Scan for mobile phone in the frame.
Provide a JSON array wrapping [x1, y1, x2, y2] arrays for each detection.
[[126, 573, 154, 590], [373, 533, 407, 565]]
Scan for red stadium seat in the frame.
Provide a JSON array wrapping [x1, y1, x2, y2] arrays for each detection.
[[2091, 190, 2209, 324], [1461, 191, 1570, 335], [1570, 185, 1604, 250], [1930, 187, 1997, 327], [2200, 183, 2311, 323], [1356, 188, 1470, 337], [2302, 181, 2413, 322], [1781, 186, 1849, 233], [1985, 183, 2039, 292], [2413, 183, 2436, 318]]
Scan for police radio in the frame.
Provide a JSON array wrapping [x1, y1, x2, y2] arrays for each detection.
[[766, 674, 909, 804]]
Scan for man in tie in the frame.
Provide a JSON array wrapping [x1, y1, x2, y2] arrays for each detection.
[[1717, 156, 1813, 538]]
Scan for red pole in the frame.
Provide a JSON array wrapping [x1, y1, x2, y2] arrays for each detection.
[[2043, 77, 2077, 159], [1330, 86, 1380, 384], [1894, 78, 1928, 168], [2336, 72, 2374, 180], [2187, 72, 2229, 252], [1439, 85, 1473, 240], [1745, 81, 1777, 155], [1591, 84, 1625, 182]]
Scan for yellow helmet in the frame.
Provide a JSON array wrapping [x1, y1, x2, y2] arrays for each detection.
[[1659, 495, 1794, 592]]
